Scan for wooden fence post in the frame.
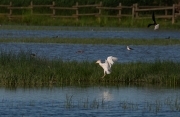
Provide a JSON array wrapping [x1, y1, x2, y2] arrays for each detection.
[[172, 4, 175, 24], [118, 3, 121, 21], [75, 2, 78, 21], [164, 3, 168, 21], [9, 1, 12, 20], [52, 1, 55, 16], [0, 2, 177, 24], [134, 3, 138, 18], [165, 3, 167, 16], [30, 1, 33, 15], [132, 3, 135, 19], [98, 1, 102, 17]]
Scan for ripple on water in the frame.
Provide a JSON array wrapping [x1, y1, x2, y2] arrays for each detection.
[[0, 86, 180, 116], [0, 43, 180, 62], [0, 27, 179, 39]]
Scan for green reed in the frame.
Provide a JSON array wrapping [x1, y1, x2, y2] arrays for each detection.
[[1, 38, 180, 45], [2, 16, 178, 29], [0, 51, 180, 87], [63, 95, 180, 111], [2, 96, 180, 115]]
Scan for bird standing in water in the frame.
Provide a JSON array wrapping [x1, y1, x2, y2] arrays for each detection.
[[148, 12, 159, 30], [127, 46, 133, 50], [96, 56, 118, 78], [30, 53, 36, 57]]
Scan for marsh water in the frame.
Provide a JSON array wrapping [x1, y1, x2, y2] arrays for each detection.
[[0, 26, 180, 116], [0, 43, 180, 62], [0, 26, 180, 39], [1, 86, 180, 117]]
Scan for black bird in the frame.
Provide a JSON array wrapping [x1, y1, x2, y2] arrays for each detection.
[[148, 12, 159, 30], [76, 50, 84, 53], [165, 36, 170, 39], [30, 53, 36, 57], [52, 36, 58, 38]]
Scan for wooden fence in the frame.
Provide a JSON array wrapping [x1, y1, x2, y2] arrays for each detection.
[[0, 1, 180, 24]]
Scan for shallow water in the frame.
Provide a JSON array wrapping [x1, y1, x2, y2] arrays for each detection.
[[0, 26, 179, 39], [0, 86, 180, 117], [1, 43, 180, 62]]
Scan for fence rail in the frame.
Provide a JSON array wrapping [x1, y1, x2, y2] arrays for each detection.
[[0, 1, 180, 24]]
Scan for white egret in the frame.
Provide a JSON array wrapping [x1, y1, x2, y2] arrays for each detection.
[[96, 56, 118, 78], [148, 12, 159, 30], [127, 46, 133, 50]]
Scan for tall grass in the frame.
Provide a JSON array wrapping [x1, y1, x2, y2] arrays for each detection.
[[0, 51, 180, 87], [2, 15, 177, 29]]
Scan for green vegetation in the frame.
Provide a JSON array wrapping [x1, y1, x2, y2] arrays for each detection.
[[0, 0, 179, 28], [63, 95, 180, 113], [0, 51, 179, 87], [1, 15, 179, 29], [0, 0, 177, 6], [1, 38, 180, 45]]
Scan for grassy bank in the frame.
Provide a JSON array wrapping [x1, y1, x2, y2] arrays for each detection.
[[1, 38, 180, 45], [0, 0, 179, 28], [0, 51, 179, 87], [2, 16, 180, 29]]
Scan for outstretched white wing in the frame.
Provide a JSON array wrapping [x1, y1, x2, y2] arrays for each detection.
[[107, 56, 118, 67]]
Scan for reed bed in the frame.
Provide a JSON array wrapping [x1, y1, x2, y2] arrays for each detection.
[[0, 51, 180, 87], [2, 17, 178, 29], [1, 38, 180, 45]]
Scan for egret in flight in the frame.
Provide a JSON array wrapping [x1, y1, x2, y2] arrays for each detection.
[[148, 12, 159, 30], [96, 56, 118, 78]]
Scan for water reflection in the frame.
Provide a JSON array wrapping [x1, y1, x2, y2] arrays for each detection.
[[101, 90, 113, 101], [0, 43, 180, 62]]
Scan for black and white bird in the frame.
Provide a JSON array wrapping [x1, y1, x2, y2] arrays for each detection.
[[96, 56, 118, 78], [148, 12, 159, 30], [76, 50, 84, 53], [127, 46, 133, 50], [165, 36, 170, 39], [30, 53, 36, 57]]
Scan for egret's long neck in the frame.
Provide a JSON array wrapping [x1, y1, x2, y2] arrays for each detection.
[[98, 62, 103, 66], [98, 62, 104, 68]]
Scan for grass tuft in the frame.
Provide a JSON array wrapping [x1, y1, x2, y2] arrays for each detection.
[[0, 50, 180, 87]]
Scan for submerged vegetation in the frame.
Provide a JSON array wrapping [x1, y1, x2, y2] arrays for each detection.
[[2, 95, 180, 115], [0, 51, 180, 87], [64, 95, 180, 113]]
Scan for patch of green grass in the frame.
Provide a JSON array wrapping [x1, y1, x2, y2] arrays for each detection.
[[0, 38, 180, 45], [0, 51, 180, 87]]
